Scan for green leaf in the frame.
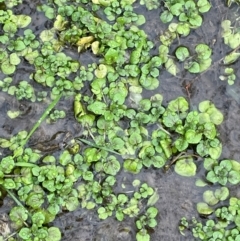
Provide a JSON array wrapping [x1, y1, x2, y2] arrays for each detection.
[[189, 14, 202, 27], [228, 170, 240, 185], [146, 207, 158, 218], [174, 157, 196, 177], [54, 15, 66, 31], [3, 22, 17, 34], [185, 129, 202, 144], [7, 110, 20, 119], [16, 15, 32, 28], [40, 29, 55, 42], [168, 96, 189, 112], [195, 44, 212, 60], [206, 170, 220, 184], [87, 101, 107, 115], [9, 206, 28, 228], [14, 40, 26, 51], [139, 76, 159, 90], [59, 150, 72, 166], [9, 53, 21, 65], [136, 229, 150, 241], [197, 202, 214, 215], [176, 23, 190, 36], [104, 48, 119, 64], [83, 171, 94, 181], [203, 123, 216, 139], [3, 178, 16, 189], [197, 0, 211, 13], [19, 227, 32, 240], [41, 5, 55, 19], [214, 187, 229, 201], [32, 212, 45, 227], [165, 58, 178, 76], [98, 207, 110, 219], [198, 101, 223, 125], [174, 138, 188, 152], [124, 159, 142, 174], [65, 197, 79, 211], [195, 179, 208, 187], [103, 156, 120, 175], [170, 3, 183, 16], [1, 60, 16, 75], [95, 64, 108, 78], [209, 140, 222, 159], [160, 10, 173, 23], [223, 52, 240, 65], [231, 160, 240, 172], [46, 227, 61, 241], [175, 47, 189, 61], [203, 158, 217, 171], [135, 15, 146, 26], [235, 215, 240, 227], [185, 61, 200, 73], [152, 155, 166, 168], [203, 190, 219, 205]]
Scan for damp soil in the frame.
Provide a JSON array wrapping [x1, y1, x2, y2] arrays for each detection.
[[1, 0, 240, 240]]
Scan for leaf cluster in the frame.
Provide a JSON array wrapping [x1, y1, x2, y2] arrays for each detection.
[[206, 159, 240, 186], [219, 67, 236, 85], [175, 44, 212, 73], [160, 0, 211, 27], [181, 196, 240, 241]]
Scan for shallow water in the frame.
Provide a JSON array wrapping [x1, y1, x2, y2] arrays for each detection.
[[1, 0, 240, 240]]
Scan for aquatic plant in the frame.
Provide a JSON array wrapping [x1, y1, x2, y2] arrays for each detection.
[[0, 1, 239, 241]]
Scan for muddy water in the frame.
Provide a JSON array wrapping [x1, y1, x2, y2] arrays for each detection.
[[1, 0, 240, 240]]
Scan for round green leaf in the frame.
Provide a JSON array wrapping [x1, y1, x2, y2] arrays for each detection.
[[168, 96, 189, 112], [16, 15, 32, 28], [165, 58, 178, 76], [10, 53, 21, 65], [3, 22, 17, 34], [197, 0, 211, 13], [139, 76, 159, 90], [203, 190, 219, 205], [136, 229, 150, 241], [95, 64, 108, 78], [228, 170, 240, 185], [103, 156, 120, 175], [197, 202, 214, 215], [185, 129, 202, 144], [214, 187, 229, 201], [40, 29, 55, 42], [175, 47, 189, 61], [174, 157, 196, 177], [19, 228, 32, 240], [160, 10, 173, 23], [195, 44, 212, 60], [124, 159, 142, 174], [185, 61, 200, 73], [46, 227, 61, 241], [1, 60, 16, 75]]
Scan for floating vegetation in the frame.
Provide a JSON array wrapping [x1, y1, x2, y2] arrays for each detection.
[[0, 0, 240, 241]]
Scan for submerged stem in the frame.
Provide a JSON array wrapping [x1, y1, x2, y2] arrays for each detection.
[[5, 189, 26, 209], [4, 231, 18, 241], [78, 138, 121, 156], [21, 94, 62, 147]]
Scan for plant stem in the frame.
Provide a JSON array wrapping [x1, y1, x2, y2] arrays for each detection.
[[78, 138, 121, 155], [21, 94, 62, 147], [4, 231, 18, 241], [5, 189, 30, 227], [164, 152, 200, 172], [5, 189, 26, 209]]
